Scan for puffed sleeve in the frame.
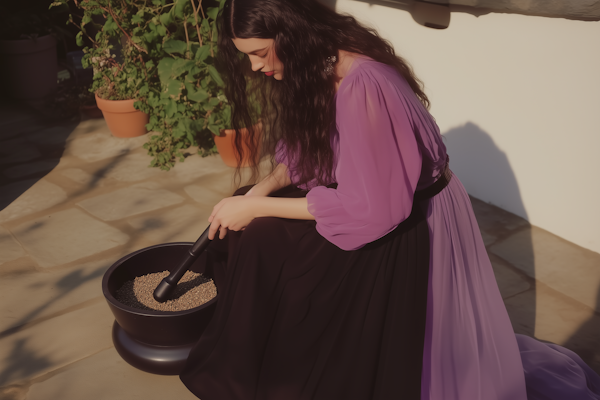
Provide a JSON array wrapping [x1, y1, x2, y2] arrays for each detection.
[[306, 67, 422, 250]]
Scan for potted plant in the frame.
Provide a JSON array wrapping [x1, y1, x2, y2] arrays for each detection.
[[0, 1, 71, 100], [60, 0, 261, 165], [55, 0, 157, 137]]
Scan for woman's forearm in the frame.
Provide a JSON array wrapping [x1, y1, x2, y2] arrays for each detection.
[[253, 196, 315, 220], [246, 163, 291, 196]]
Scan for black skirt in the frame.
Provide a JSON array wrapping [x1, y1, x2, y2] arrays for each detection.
[[180, 185, 430, 400]]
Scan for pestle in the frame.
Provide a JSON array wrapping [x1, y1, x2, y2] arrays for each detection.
[[153, 226, 212, 302]]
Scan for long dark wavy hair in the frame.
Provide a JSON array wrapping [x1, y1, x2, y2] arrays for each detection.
[[216, 0, 429, 186]]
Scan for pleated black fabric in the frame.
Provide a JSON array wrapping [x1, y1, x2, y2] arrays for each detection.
[[180, 185, 430, 400]]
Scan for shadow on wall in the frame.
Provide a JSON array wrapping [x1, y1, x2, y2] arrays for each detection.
[[443, 122, 536, 336]]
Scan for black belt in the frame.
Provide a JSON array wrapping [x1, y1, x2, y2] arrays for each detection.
[[413, 157, 452, 202]]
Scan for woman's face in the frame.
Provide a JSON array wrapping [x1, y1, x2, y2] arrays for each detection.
[[232, 37, 283, 80]]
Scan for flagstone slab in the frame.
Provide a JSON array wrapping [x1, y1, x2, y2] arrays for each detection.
[[26, 125, 76, 146], [184, 184, 226, 207], [489, 253, 530, 300], [10, 208, 129, 268], [504, 284, 600, 374], [3, 160, 60, 180], [66, 126, 150, 163], [0, 226, 25, 265], [0, 302, 113, 387], [60, 168, 95, 185], [0, 180, 67, 224], [0, 179, 37, 210], [102, 152, 163, 182], [166, 154, 230, 184], [490, 226, 600, 312], [27, 348, 197, 400], [127, 204, 210, 244], [470, 196, 529, 241], [0, 258, 112, 333], [77, 184, 185, 221]]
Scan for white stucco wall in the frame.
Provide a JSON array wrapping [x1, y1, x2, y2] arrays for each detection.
[[335, 1, 600, 253]]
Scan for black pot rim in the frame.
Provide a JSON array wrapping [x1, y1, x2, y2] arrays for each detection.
[[102, 242, 218, 318]]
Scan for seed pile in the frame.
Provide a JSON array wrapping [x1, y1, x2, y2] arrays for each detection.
[[115, 270, 217, 312]]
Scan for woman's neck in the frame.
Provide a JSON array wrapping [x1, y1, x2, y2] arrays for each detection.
[[334, 50, 360, 92]]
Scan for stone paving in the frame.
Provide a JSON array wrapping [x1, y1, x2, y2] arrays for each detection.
[[0, 100, 599, 400]]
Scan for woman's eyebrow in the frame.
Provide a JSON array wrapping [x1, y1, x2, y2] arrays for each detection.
[[248, 46, 268, 55]]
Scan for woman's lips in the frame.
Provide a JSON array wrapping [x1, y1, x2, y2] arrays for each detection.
[[264, 71, 274, 76]]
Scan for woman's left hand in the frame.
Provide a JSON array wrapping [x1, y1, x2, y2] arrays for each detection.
[[208, 196, 259, 240]]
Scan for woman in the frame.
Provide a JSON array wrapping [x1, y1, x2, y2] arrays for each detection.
[[180, 0, 600, 399]]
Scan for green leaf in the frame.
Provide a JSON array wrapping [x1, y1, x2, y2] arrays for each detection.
[[157, 24, 167, 36], [104, 16, 118, 34], [221, 106, 231, 125], [207, 65, 224, 86], [159, 12, 173, 26], [172, 123, 187, 139], [208, 97, 220, 107], [173, 0, 187, 19], [201, 18, 210, 34], [163, 39, 187, 55], [147, 94, 160, 107], [158, 58, 176, 82], [75, 31, 84, 47], [171, 59, 195, 77], [132, 14, 144, 24], [208, 124, 221, 136], [165, 100, 178, 117], [184, 83, 209, 102], [206, 7, 219, 20], [164, 79, 183, 97], [82, 14, 92, 28], [194, 45, 211, 62]]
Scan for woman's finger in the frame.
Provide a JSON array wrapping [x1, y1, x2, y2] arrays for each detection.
[[208, 219, 221, 240], [210, 200, 226, 220], [219, 226, 228, 240]]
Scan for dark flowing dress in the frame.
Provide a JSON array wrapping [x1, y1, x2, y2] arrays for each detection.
[[181, 57, 600, 400]]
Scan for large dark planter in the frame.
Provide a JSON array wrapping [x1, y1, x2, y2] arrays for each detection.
[[102, 242, 217, 375], [0, 35, 57, 100]]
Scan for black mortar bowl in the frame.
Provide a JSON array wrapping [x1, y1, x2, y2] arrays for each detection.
[[102, 242, 217, 375]]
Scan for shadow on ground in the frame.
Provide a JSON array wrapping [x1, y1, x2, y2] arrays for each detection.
[[0, 96, 79, 211]]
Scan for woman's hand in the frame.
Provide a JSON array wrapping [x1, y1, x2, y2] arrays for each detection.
[[208, 196, 259, 240]]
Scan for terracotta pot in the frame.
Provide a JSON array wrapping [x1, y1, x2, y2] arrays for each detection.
[[0, 35, 57, 100], [213, 123, 262, 168], [95, 94, 149, 138]]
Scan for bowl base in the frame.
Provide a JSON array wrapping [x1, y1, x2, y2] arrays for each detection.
[[112, 321, 196, 375]]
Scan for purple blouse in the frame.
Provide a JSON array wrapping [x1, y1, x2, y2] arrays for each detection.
[[276, 57, 447, 250]]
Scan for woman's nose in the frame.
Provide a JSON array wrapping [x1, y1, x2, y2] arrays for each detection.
[[248, 55, 264, 72]]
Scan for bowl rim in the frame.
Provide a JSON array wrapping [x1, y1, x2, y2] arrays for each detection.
[[102, 242, 218, 317]]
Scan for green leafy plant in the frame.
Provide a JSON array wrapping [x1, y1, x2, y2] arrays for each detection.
[[57, 0, 231, 170], [137, 0, 230, 170], [53, 0, 158, 101]]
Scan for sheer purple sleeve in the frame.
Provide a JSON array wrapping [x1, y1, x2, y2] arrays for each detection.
[[306, 66, 422, 250]]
